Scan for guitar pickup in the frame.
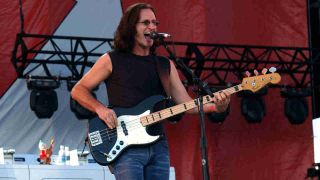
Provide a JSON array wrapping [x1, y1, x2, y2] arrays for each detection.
[[121, 121, 128, 136], [88, 131, 103, 146]]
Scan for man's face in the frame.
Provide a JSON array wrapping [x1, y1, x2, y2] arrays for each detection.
[[134, 9, 158, 50]]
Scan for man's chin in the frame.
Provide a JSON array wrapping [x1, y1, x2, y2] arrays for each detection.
[[144, 41, 154, 48], [146, 38, 154, 44]]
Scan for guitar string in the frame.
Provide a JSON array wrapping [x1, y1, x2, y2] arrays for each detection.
[[96, 75, 273, 137], [94, 87, 239, 140], [96, 86, 240, 140], [97, 100, 198, 139], [96, 86, 239, 139], [96, 88, 231, 137], [90, 76, 277, 146]]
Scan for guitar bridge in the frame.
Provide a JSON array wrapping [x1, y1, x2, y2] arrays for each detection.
[[88, 131, 103, 146]]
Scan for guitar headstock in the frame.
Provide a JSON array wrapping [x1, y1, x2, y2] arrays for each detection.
[[241, 67, 281, 92]]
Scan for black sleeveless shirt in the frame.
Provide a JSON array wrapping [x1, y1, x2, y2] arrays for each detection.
[[105, 50, 170, 135]]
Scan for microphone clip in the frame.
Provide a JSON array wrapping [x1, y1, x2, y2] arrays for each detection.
[[149, 31, 171, 39]]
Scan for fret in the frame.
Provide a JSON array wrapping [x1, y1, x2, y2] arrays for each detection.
[[183, 104, 187, 110], [194, 99, 198, 106], [234, 85, 239, 91], [140, 84, 243, 126], [206, 96, 210, 102]]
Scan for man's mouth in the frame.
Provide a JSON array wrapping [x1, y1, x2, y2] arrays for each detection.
[[144, 32, 153, 40]]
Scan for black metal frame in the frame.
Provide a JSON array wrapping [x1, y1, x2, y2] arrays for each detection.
[[12, 33, 319, 86], [308, 0, 320, 119], [11, 33, 114, 80], [11, 33, 320, 116], [170, 42, 318, 88]]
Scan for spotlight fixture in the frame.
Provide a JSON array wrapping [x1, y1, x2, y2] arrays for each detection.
[[70, 94, 96, 120], [27, 76, 60, 118], [27, 76, 60, 90], [207, 86, 230, 123], [281, 88, 310, 124], [241, 96, 265, 123], [67, 77, 96, 120], [306, 163, 320, 179], [30, 89, 58, 118], [207, 106, 230, 123], [239, 87, 267, 123]]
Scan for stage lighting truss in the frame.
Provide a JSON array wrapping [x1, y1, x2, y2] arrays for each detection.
[[11, 33, 320, 118]]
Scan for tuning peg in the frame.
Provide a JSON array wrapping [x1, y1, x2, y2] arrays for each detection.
[[269, 67, 277, 73], [254, 69, 259, 76], [262, 68, 268, 75], [245, 71, 251, 77]]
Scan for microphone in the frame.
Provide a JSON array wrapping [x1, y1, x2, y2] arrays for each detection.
[[149, 31, 171, 39]]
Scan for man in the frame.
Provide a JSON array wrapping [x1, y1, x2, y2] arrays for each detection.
[[71, 3, 230, 180]]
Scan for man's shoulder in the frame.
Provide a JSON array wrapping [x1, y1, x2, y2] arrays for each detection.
[[155, 55, 170, 66], [156, 55, 169, 61]]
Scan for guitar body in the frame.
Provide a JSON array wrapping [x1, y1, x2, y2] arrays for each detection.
[[88, 95, 165, 166]]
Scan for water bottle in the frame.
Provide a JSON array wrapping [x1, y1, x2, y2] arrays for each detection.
[[57, 145, 65, 165], [65, 146, 70, 165]]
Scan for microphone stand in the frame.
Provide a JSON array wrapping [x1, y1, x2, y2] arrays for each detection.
[[158, 38, 213, 180]]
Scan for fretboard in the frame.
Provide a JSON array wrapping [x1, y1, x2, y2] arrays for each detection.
[[140, 84, 243, 126]]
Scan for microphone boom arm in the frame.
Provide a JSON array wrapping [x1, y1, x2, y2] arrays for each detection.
[[158, 37, 212, 180], [159, 39, 213, 95]]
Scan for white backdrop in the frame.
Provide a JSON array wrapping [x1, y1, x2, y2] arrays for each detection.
[[0, 0, 122, 154]]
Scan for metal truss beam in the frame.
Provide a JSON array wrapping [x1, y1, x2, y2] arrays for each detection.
[[168, 42, 319, 89], [11, 33, 319, 89], [11, 33, 113, 80]]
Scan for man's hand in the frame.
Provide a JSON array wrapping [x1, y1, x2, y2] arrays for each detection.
[[212, 91, 231, 113], [95, 106, 118, 129]]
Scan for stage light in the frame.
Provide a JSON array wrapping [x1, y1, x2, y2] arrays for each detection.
[[306, 164, 320, 179], [67, 78, 96, 120], [207, 106, 230, 123], [70, 95, 95, 120], [284, 97, 308, 124], [281, 88, 310, 124], [27, 77, 60, 90], [205, 86, 230, 123], [27, 77, 60, 118], [239, 87, 267, 123], [30, 90, 58, 118], [241, 96, 265, 123]]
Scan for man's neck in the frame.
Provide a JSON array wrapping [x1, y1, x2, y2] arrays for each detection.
[[132, 46, 150, 56]]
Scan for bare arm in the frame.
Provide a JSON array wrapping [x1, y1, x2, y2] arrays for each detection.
[[71, 53, 117, 128], [167, 60, 230, 114]]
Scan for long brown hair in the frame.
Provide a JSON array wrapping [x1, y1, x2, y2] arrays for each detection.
[[114, 3, 156, 53]]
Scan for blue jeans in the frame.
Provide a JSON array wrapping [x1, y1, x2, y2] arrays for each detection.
[[109, 137, 170, 180]]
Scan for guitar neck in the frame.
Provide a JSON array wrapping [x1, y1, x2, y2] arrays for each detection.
[[140, 84, 243, 126]]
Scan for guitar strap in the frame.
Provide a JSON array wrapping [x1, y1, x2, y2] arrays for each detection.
[[155, 56, 171, 97]]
